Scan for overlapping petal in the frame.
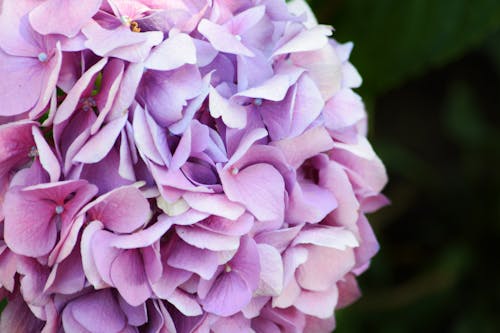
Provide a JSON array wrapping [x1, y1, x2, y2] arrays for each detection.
[[0, 0, 387, 331]]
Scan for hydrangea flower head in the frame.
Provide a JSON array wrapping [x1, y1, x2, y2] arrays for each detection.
[[0, 0, 388, 331]]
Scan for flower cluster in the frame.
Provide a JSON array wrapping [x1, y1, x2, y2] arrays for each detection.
[[0, 0, 387, 332]]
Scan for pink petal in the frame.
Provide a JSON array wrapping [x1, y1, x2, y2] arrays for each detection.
[[169, 122, 193, 170], [110, 249, 152, 306], [3, 187, 58, 257], [145, 32, 197, 70], [255, 244, 283, 296], [133, 105, 165, 165], [304, 316, 337, 333], [0, 246, 18, 292], [0, 293, 44, 332], [138, 65, 202, 127], [87, 185, 150, 233], [73, 114, 128, 163], [118, 128, 136, 181], [230, 236, 261, 291], [176, 225, 240, 251], [228, 5, 266, 35], [341, 61, 363, 89], [221, 163, 285, 223], [353, 214, 380, 275], [320, 158, 360, 230], [183, 192, 245, 220], [167, 237, 219, 279], [226, 127, 268, 165], [29, 43, 63, 119], [290, 42, 342, 100], [109, 217, 173, 249], [82, 20, 163, 63], [78, 148, 132, 194], [92, 58, 126, 134], [254, 224, 303, 253], [202, 272, 253, 316], [261, 306, 306, 332], [49, 214, 85, 266], [32, 126, 60, 182], [107, 62, 144, 120], [63, 290, 128, 332], [211, 313, 251, 332], [273, 247, 307, 308], [44, 246, 85, 294], [29, 0, 102, 37], [54, 57, 108, 124], [292, 226, 358, 249], [251, 319, 281, 333], [0, 120, 36, 176], [81, 221, 109, 288], [17, 257, 51, 306], [273, 25, 332, 56], [289, 75, 325, 137], [294, 284, 339, 319], [332, 136, 388, 193], [198, 19, 254, 57], [142, 243, 163, 283], [90, 229, 121, 286], [286, 181, 337, 225], [236, 65, 304, 101], [209, 86, 247, 129], [193, 39, 218, 66], [323, 89, 365, 137], [118, 298, 147, 326], [151, 264, 192, 299], [296, 246, 355, 292], [0, 51, 44, 116], [287, 0, 318, 28], [0, 0, 40, 56], [168, 289, 203, 316], [272, 126, 334, 168], [199, 213, 253, 236], [336, 273, 361, 309]]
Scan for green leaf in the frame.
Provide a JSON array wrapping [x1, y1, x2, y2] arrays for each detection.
[[0, 298, 6, 314], [321, 0, 500, 95]]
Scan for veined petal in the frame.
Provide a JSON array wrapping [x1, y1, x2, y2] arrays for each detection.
[[145, 32, 197, 70], [198, 19, 254, 57], [29, 0, 102, 37]]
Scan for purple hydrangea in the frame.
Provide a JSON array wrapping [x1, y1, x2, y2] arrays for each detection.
[[0, 0, 388, 331]]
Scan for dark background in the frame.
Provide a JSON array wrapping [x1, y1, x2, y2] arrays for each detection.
[[307, 0, 500, 332], [2, 1, 500, 331]]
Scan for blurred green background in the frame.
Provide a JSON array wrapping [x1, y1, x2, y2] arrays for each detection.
[[307, 0, 500, 332]]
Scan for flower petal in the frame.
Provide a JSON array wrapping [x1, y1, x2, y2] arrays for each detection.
[[64, 290, 127, 332], [87, 185, 151, 233], [29, 0, 102, 37], [110, 249, 152, 306], [198, 19, 254, 57], [221, 163, 285, 223], [145, 32, 197, 70]]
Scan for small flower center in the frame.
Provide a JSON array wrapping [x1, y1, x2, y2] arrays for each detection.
[[28, 146, 38, 158], [253, 98, 263, 106], [130, 21, 141, 33], [55, 205, 64, 215], [234, 34, 242, 41], [230, 167, 239, 175], [80, 97, 96, 112], [121, 15, 141, 32], [37, 52, 48, 62], [225, 264, 232, 273]]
